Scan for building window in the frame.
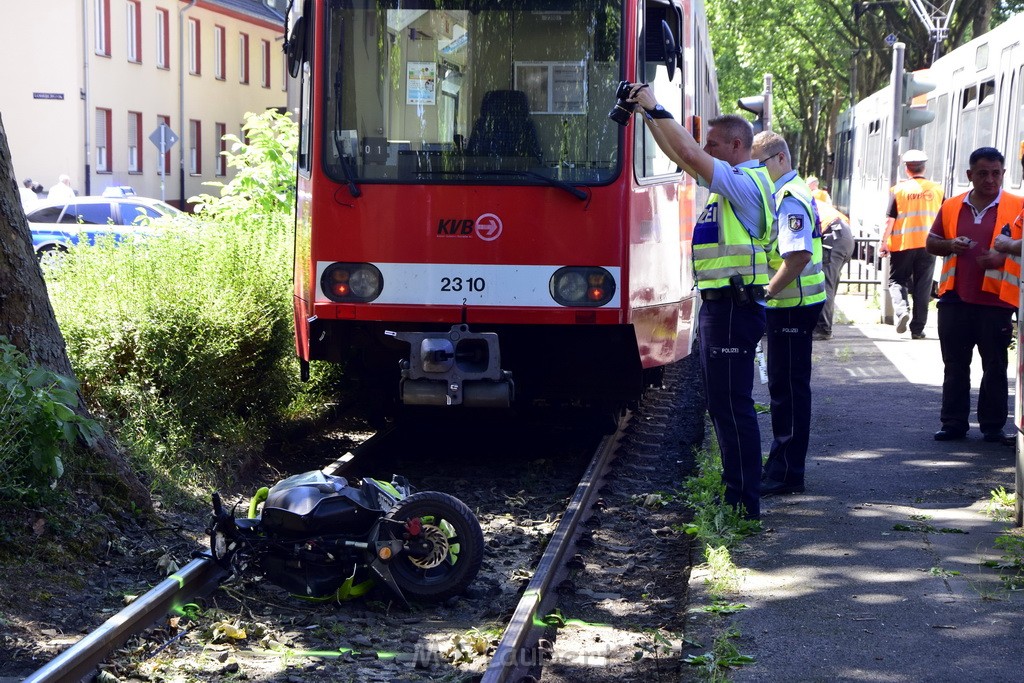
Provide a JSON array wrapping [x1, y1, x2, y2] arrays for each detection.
[[156, 8, 169, 69], [190, 119, 202, 175], [128, 111, 142, 173], [158, 115, 171, 174], [239, 33, 250, 84], [215, 122, 227, 176], [188, 17, 200, 75], [126, 0, 141, 63], [214, 25, 225, 80], [261, 39, 271, 88], [96, 108, 112, 173], [95, 0, 111, 56]]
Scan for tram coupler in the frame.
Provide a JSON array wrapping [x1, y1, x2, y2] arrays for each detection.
[[386, 324, 514, 407]]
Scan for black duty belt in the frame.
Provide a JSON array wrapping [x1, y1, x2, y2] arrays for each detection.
[[700, 285, 765, 302]]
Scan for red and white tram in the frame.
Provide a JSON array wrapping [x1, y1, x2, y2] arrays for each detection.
[[285, 0, 718, 418]]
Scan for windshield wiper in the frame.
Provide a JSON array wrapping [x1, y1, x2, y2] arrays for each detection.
[[418, 168, 588, 201], [332, 132, 361, 198]]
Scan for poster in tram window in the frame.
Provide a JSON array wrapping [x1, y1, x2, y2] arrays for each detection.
[[407, 62, 437, 105]]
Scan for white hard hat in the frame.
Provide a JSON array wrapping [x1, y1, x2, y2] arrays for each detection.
[[902, 149, 927, 163]]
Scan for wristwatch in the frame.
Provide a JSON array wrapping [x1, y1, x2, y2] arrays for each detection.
[[645, 104, 674, 120]]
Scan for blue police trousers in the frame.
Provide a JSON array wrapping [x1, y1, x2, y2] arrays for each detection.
[[763, 303, 824, 486], [698, 297, 766, 520]]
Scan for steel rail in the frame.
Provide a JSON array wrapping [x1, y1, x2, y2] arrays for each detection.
[[481, 413, 628, 683], [22, 556, 227, 683]]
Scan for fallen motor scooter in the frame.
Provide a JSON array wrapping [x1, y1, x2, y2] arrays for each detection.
[[208, 470, 484, 607]]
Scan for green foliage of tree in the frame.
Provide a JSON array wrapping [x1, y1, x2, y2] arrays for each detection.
[[707, 0, 1022, 183], [0, 337, 101, 502], [189, 109, 297, 219]]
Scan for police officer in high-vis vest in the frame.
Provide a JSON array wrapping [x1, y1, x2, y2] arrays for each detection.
[[752, 132, 825, 497], [628, 85, 774, 521], [925, 147, 1024, 443], [880, 149, 945, 338]]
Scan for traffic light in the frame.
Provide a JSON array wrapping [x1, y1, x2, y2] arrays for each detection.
[[738, 95, 766, 133], [900, 70, 935, 136]]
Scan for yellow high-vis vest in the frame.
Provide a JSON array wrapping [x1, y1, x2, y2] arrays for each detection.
[[767, 177, 825, 308], [692, 166, 774, 289]]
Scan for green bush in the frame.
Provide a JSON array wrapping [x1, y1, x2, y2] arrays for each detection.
[[47, 217, 295, 470], [43, 110, 327, 490], [0, 337, 100, 502]]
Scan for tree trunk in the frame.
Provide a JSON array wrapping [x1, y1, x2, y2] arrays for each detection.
[[0, 114, 151, 509]]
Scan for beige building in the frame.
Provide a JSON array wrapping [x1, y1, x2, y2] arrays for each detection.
[[0, 0, 286, 208]]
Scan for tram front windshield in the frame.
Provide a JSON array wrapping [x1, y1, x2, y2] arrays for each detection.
[[322, 0, 622, 188]]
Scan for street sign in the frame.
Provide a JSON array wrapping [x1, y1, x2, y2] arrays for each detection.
[[885, 33, 898, 46], [148, 123, 179, 154]]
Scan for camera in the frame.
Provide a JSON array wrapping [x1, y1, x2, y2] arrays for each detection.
[[608, 81, 636, 126]]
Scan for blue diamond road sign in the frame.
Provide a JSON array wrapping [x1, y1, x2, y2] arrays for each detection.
[[148, 123, 179, 154], [885, 33, 897, 46]]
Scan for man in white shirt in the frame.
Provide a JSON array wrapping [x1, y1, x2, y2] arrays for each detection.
[[47, 175, 76, 202]]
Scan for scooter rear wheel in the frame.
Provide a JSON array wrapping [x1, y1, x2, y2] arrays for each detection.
[[383, 491, 484, 602]]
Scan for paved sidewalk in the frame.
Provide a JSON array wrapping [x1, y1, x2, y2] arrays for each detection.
[[692, 293, 1024, 681]]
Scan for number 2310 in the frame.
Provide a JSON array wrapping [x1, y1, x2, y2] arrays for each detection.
[[440, 277, 486, 292]]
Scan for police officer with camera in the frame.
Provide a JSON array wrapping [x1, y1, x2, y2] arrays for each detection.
[[625, 84, 775, 521]]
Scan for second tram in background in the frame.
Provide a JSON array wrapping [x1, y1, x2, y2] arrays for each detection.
[[284, 0, 718, 421], [832, 12, 1024, 241]]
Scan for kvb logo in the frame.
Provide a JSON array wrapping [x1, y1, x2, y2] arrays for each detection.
[[435, 213, 503, 241], [475, 213, 502, 241]]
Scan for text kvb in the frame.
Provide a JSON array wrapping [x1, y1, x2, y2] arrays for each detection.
[[437, 219, 475, 235]]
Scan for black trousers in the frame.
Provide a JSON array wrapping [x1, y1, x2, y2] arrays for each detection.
[[764, 303, 824, 485], [698, 297, 766, 520], [889, 247, 935, 335], [936, 302, 1014, 434]]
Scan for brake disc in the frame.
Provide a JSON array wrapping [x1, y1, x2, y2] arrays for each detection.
[[407, 524, 450, 569]]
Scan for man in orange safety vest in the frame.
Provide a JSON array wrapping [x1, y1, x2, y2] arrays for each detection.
[[925, 147, 1024, 443], [879, 149, 944, 339]]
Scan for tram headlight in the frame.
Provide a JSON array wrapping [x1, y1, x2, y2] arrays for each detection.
[[550, 267, 615, 307], [321, 262, 383, 302]]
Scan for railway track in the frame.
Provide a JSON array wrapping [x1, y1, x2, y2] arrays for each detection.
[[20, 414, 629, 683]]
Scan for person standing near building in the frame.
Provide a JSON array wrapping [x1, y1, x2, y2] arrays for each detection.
[[812, 198, 856, 340], [19, 178, 38, 210], [879, 150, 944, 339], [46, 174, 76, 203], [925, 147, 1024, 443], [628, 86, 774, 521], [751, 131, 826, 495]]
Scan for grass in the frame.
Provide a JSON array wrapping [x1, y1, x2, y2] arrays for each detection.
[[981, 488, 1024, 589], [677, 429, 759, 678], [985, 486, 1017, 522], [683, 626, 755, 680]]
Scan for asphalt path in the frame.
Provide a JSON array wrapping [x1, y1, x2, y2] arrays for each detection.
[[696, 292, 1024, 682]]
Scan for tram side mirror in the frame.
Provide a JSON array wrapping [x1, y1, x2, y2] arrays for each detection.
[[660, 19, 680, 82], [286, 15, 307, 79]]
